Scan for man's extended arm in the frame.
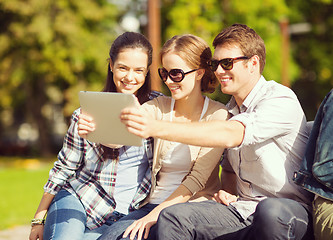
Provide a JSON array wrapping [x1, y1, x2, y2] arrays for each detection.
[[150, 120, 244, 148], [120, 106, 245, 148]]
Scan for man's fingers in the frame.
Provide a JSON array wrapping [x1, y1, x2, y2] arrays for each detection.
[[122, 118, 145, 131], [121, 107, 142, 117]]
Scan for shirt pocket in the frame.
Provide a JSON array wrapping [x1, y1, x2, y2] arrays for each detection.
[[239, 141, 286, 189]]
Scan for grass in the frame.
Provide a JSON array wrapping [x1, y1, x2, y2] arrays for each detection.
[[0, 157, 55, 230]]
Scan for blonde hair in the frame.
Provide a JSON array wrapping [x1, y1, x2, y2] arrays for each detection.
[[160, 34, 218, 93]]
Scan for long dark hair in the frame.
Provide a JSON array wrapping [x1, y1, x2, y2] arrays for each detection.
[[101, 32, 153, 158], [103, 32, 153, 104]]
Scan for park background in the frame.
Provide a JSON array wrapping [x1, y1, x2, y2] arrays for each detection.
[[0, 0, 332, 238]]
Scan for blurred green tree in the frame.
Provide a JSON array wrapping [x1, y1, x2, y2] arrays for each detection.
[[0, 0, 118, 156], [1, 0, 332, 156], [161, 0, 295, 103], [161, 0, 333, 118], [288, 0, 333, 119]]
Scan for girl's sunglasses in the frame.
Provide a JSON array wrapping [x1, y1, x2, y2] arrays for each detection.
[[209, 56, 250, 71], [158, 68, 198, 82]]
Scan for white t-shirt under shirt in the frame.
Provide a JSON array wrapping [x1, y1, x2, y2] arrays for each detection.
[[149, 97, 209, 204], [149, 142, 192, 204]]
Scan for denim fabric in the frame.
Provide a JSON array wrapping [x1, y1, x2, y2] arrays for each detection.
[[294, 89, 333, 200], [98, 203, 158, 240], [43, 189, 126, 240], [156, 200, 251, 240], [156, 199, 312, 240], [246, 198, 313, 240]]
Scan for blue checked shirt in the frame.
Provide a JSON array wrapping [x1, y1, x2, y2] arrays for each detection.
[[44, 91, 161, 229]]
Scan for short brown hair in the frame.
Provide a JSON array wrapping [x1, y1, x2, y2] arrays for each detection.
[[213, 24, 266, 74], [161, 34, 218, 93]]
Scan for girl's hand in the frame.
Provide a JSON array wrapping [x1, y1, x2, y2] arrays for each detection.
[[29, 225, 44, 240], [213, 190, 238, 206], [122, 213, 158, 240], [78, 112, 95, 139]]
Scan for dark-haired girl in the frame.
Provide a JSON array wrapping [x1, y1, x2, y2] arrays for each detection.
[[29, 32, 161, 240]]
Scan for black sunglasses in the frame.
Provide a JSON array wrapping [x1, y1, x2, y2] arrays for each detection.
[[158, 68, 198, 82], [209, 56, 250, 71]]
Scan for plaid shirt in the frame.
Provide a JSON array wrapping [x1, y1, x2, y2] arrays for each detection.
[[44, 91, 161, 230]]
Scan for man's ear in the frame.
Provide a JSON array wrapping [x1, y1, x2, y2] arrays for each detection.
[[249, 55, 260, 73]]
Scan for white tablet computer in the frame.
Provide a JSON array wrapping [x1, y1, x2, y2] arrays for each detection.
[[78, 91, 143, 146]]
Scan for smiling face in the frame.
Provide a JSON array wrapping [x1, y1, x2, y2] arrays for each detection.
[[213, 43, 258, 104], [161, 52, 201, 100], [110, 48, 148, 95]]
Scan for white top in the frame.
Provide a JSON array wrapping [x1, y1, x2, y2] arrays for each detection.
[[149, 97, 209, 204], [222, 76, 313, 220]]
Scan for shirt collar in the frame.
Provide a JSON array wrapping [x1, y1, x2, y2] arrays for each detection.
[[227, 76, 266, 115]]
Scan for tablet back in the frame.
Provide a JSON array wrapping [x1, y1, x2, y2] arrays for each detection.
[[79, 91, 143, 146]]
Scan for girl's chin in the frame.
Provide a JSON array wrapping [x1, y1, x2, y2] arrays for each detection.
[[119, 86, 138, 94]]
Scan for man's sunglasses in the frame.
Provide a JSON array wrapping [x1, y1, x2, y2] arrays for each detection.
[[209, 56, 250, 71], [158, 68, 198, 82]]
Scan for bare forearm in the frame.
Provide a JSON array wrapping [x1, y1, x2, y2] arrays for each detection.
[[152, 185, 192, 214], [151, 120, 244, 148], [34, 192, 55, 219]]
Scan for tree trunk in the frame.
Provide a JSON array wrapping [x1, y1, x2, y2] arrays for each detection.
[[26, 76, 53, 157]]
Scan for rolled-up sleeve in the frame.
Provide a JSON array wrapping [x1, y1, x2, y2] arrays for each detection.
[[44, 109, 85, 195], [231, 87, 304, 147]]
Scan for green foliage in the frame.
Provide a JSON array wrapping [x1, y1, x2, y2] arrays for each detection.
[[161, 0, 222, 48], [0, 0, 119, 155], [162, 0, 297, 84], [0, 0, 332, 156], [0, 0, 117, 115], [162, 0, 333, 119], [286, 0, 333, 118]]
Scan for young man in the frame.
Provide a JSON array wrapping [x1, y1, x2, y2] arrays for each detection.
[[121, 23, 314, 239], [294, 89, 333, 240]]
